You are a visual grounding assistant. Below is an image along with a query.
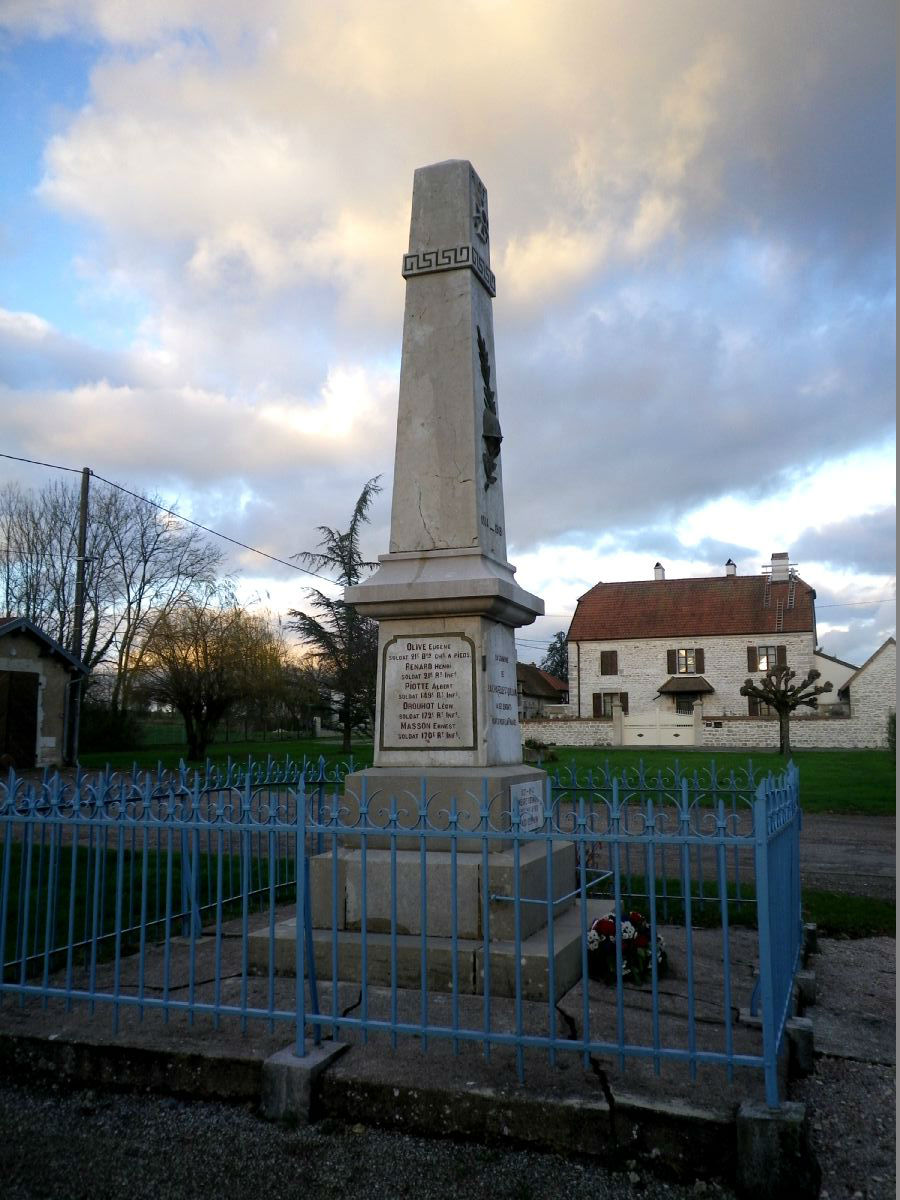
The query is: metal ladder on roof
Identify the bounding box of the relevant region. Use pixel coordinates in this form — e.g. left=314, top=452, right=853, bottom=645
left=763, top=573, right=771, bottom=608
left=787, top=573, right=796, bottom=609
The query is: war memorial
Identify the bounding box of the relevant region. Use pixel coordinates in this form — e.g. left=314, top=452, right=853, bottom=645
left=302, top=160, right=582, bottom=998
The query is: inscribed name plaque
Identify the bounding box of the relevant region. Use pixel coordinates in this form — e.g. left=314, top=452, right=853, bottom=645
left=380, top=633, right=477, bottom=751
left=510, top=779, right=544, bottom=833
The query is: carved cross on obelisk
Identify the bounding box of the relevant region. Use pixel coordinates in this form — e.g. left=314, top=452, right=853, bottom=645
left=346, top=159, right=543, bottom=776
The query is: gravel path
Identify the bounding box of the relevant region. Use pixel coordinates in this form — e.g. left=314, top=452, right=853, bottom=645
left=0, top=1077, right=738, bottom=1200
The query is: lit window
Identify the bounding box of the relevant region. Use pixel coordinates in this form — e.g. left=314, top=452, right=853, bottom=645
left=757, top=645, right=778, bottom=671
left=677, top=649, right=696, bottom=674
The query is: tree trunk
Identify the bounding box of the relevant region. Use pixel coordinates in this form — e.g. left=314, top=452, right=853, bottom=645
left=342, top=715, right=352, bottom=753
left=181, top=710, right=199, bottom=760
left=779, top=710, right=791, bottom=757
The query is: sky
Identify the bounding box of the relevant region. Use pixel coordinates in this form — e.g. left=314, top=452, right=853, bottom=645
left=0, top=0, right=895, bottom=670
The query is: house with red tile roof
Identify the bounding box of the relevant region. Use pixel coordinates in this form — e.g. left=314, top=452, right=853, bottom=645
left=565, top=553, right=818, bottom=733
left=516, top=662, right=568, bottom=719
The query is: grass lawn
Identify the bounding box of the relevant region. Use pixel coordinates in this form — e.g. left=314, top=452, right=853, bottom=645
left=539, top=746, right=895, bottom=816
left=75, top=742, right=894, bottom=815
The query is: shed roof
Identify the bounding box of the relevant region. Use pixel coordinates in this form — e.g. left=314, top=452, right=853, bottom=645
left=516, top=662, right=567, bottom=699
left=567, top=574, right=816, bottom=642
left=0, top=616, right=88, bottom=675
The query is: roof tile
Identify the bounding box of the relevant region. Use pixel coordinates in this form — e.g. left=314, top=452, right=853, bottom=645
left=568, top=575, right=816, bottom=641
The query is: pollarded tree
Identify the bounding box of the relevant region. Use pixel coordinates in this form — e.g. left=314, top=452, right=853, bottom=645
left=740, top=665, right=833, bottom=757
left=540, top=631, right=569, bottom=682
left=287, top=478, right=381, bottom=753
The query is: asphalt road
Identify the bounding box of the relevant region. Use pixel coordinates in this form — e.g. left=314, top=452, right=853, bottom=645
left=800, top=813, right=895, bottom=899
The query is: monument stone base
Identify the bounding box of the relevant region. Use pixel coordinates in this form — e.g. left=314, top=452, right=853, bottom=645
left=250, top=901, right=585, bottom=1004
left=339, top=764, right=546, bottom=849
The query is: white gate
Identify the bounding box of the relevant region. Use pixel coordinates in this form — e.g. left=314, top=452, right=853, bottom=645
left=622, top=709, right=695, bottom=746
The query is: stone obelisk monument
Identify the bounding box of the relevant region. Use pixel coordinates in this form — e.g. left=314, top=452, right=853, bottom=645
left=345, top=159, right=544, bottom=806
left=294, top=162, right=578, bottom=1001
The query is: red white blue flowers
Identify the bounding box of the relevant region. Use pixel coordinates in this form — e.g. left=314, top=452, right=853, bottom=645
left=586, top=909, right=667, bottom=985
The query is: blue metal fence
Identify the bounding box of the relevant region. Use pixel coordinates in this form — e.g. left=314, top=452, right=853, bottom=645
left=0, top=757, right=802, bottom=1107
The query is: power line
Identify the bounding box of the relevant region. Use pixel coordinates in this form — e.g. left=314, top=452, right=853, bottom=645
left=0, top=453, right=83, bottom=476
left=3, top=453, right=895, bottom=611
left=1, top=451, right=339, bottom=590
left=816, top=599, right=895, bottom=609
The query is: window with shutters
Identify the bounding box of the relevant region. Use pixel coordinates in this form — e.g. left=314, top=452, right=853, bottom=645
left=757, top=645, right=777, bottom=671
left=677, top=648, right=695, bottom=674
left=599, top=650, right=618, bottom=675
left=667, top=648, right=705, bottom=674
left=592, top=691, right=629, bottom=718
left=748, top=645, right=786, bottom=671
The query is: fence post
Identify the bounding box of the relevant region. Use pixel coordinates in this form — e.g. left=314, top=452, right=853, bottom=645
left=754, top=775, right=780, bottom=1108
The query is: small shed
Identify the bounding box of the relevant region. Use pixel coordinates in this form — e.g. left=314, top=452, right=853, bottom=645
left=0, top=617, right=88, bottom=768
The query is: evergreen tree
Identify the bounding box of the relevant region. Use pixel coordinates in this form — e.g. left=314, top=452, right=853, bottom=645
left=287, top=478, right=381, bottom=752
left=540, top=631, right=569, bottom=681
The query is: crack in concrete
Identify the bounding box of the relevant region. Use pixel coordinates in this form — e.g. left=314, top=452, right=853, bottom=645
left=416, top=486, right=437, bottom=547
left=556, top=1003, right=617, bottom=1142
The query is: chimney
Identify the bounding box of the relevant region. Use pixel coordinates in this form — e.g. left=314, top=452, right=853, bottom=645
left=770, top=552, right=790, bottom=582
left=725, top=559, right=736, bottom=576
left=654, top=562, right=665, bottom=580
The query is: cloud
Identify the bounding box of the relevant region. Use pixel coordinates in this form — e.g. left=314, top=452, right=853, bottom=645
left=0, top=1, right=894, bottom=669
left=794, top=508, right=897, bottom=576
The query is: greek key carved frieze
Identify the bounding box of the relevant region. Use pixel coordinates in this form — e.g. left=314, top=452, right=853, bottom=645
left=401, top=244, right=496, bottom=297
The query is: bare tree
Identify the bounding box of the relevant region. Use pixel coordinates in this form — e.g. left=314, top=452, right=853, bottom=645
left=136, top=587, right=288, bottom=760
left=740, top=665, right=833, bottom=756
left=0, top=477, right=222, bottom=715
left=287, top=477, right=381, bottom=752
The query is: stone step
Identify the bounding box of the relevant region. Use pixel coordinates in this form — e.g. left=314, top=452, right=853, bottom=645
left=248, top=901, right=587, bottom=1003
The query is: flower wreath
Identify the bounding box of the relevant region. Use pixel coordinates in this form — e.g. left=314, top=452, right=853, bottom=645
left=586, top=910, right=668, bottom=986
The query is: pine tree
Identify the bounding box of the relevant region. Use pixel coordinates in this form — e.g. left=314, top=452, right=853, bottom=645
left=287, top=478, right=381, bottom=752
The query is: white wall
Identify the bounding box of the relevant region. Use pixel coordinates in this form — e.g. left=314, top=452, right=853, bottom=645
left=525, top=640, right=895, bottom=751
left=813, top=652, right=856, bottom=705
left=568, top=633, right=816, bottom=720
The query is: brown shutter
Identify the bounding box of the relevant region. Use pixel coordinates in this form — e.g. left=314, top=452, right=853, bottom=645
left=600, top=650, right=618, bottom=675
left=748, top=696, right=759, bottom=717
left=695, top=648, right=705, bottom=673
left=667, top=649, right=677, bottom=674
left=619, top=692, right=629, bottom=714
left=747, top=646, right=758, bottom=671
left=610, top=650, right=618, bottom=674
left=592, top=693, right=603, bottom=718
left=776, top=645, right=787, bottom=666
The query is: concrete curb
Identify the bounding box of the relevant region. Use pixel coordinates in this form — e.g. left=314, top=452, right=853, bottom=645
left=0, top=1028, right=818, bottom=1191
left=314, top=1054, right=739, bottom=1183
left=0, top=1031, right=262, bottom=1101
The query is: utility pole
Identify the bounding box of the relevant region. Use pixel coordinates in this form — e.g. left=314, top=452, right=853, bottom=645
left=66, top=467, right=91, bottom=765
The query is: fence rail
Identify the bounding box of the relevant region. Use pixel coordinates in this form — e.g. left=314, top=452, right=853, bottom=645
left=0, top=757, right=801, bottom=1108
